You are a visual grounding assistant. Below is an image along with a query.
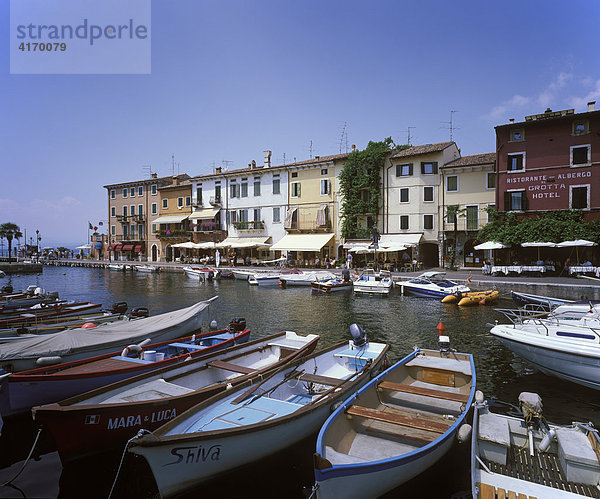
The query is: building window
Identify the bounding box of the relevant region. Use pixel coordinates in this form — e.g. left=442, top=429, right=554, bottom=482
left=507, top=153, right=525, bottom=172
left=291, top=182, right=301, bottom=198
left=239, top=209, right=248, bottom=222
left=129, top=205, right=134, bottom=216
left=509, top=129, right=524, bottom=142
left=230, top=183, right=239, bottom=198
left=123, top=225, right=128, bottom=237
left=320, top=179, right=330, bottom=195
left=321, top=169, right=328, bottom=175
left=273, top=207, right=280, bottom=223
left=291, top=172, right=298, bottom=178
left=122, top=188, right=128, bottom=198
left=151, top=184, right=157, bottom=195
left=130, top=224, right=136, bottom=237
left=272, top=176, right=280, bottom=195
left=421, top=162, right=438, bottom=175
left=466, top=205, right=479, bottom=230
left=505, top=190, right=527, bottom=211
left=111, top=225, right=116, bottom=235
left=111, top=206, right=116, bottom=217
left=396, top=163, right=413, bottom=176
left=130, top=187, right=136, bottom=197
left=400, top=188, right=409, bottom=203
left=486, top=172, right=496, bottom=189
left=570, top=185, right=589, bottom=210
left=446, top=176, right=458, bottom=192
left=110, top=189, right=116, bottom=199
left=138, top=224, right=144, bottom=238
left=400, top=215, right=409, bottom=230
left=177, top=197, right=184, bottom=208
left=423, top=214, right=434, bottom=230
left=151, top=203, right=157, bottom=214
left=196, top=187, right=202, bottom=205
left=570, top=145, right=590, bottom=166
left=486, top=204, right=496, bottom=222
left=152, top=223, right=157, bottom=234
left=254, top=177, right=261, bottom=196
left=241, top=181, right=248, bottom=198
left=138, top=186, right=143, bottom=196
left=136, top=204, right=141, bottom=216
left=572, top=120, right=589, bottom=135
left=214, top=185, right=221, bottom=202
left=123, top=206, right=128, bottom=216
left=185, top=196, right=191, bottom=206
left=162, top=199, right=168, bottom=209
left=253, top=208, right=261, bottom=222
left=423, top=186, right=434, bottom=202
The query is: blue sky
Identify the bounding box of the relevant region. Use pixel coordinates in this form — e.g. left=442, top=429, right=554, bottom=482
left=1, top=0, right=599, bottom=248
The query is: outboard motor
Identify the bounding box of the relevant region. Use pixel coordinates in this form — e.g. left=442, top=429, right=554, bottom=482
left=438, top=335, right=451, bottom=352
left=130, top=307, right=149, bottom=318
left=110, top=302, right=128, bottom=314
left=1, top=285, right=13, bottom=294
left=209, top=320, right=218, bottom=330
left=518, top=392, right=550, bottom=456
left=349, top=323, right=367, bottom=348
left=228, top=318, right=247, bottom=333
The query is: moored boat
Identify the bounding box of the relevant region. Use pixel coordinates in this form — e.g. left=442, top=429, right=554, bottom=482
left=135, top=265, right=159, bottom=273
left=125, top=324, right=388, bottom=498
left=183, top=266, right=218, bottom=280
left=352, top=269, right=394, bottom=295
left=511, top=290, right=574, bottom=311
left=472, top=391, right=600, bottom=498
left=0, top=320, right=250, bottom=418
left=32, top=330, right=319, bottom=462
left=313, top=340, right=475, bottom=498
left=280, top=271, right=336, bottom=287
left=0, top=299, right=215, bottom=373
left=401, top=272, right=470, bottom=298
left=311, top=278, right=353, bottom=294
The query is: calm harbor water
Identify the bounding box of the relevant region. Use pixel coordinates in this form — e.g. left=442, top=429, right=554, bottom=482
left=0, top=266, right=599, bottom=498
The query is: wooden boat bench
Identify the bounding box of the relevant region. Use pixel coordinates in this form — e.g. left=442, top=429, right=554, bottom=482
left=206, top=360, right=256, bottom=374
left=346, top=405, right=450, bottom=434
left=477, top=482, right=537, bottom=499
left=377, top=381, right=470, bottom=404
left=296, top=372, right=342, bottom=386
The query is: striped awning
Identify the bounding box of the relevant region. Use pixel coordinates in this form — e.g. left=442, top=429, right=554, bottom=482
left=134, top=245, right=143, bottom=252
left=122, top=244, right=134, bottom=251
left=114, top=244, right=123, bottom=251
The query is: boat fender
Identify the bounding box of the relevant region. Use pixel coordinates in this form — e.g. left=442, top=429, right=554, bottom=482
left=538, top=428, right=556, bottom=453
left=226, top=383, right=233, bottom=390
left=36, top=356, right=63, bottom=366
left=457, top=424, right=472, bottom=443
left=475, top=391, right=485, bottom=404
left=121, top=344, right=142, bottom=357
left=81, top=322, right=97, bottom=329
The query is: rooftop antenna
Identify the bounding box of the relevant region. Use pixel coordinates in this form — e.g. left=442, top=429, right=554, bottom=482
left=399, top=126, right=416, bottom=146
left=171, top=154, right=176, bottom=175
left=309, top=140, right=313, bottom=159
left=142, top=165, right=153, bottom=177
left=222, top=160, right=233, bottom=171
left=339, top=121, right=347, bottom=154
left=441, top=111, right=459, bottom=142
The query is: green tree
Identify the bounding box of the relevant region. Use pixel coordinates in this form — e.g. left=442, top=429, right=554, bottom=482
left=339, top=138, right=407, bottom=239
left=0, top=222, right=23, bottom=263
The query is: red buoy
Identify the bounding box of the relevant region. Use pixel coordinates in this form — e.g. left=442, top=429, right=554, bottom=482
left=436, top=321, right=446, bottom=336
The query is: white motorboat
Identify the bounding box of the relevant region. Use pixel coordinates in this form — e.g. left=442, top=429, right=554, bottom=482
left=183, top=266, right=218, bottom=280
left=353, top=269, right=394, bottom=295
left=280, top=271, right=336, bottom=287
left=401, top=271, right=470, bottom=298
left=490, top=303, right=600, bottom=390
left=127, top=325, right=388, bottom=498
left=313, top=341, right=475, bottom=498
left=248, top=269, right=303, bottom=286
left=135, top=265, right=159, bottom=273
left=472, top=391, right=600, bottom=498
left=108, top=264, right=126, bottom=271
left=231, top=270, right=254, bottom=281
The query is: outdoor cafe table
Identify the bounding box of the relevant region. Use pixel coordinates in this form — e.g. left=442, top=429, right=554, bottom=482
left=489, top=265, right=555, bottom=275
left=568, top=266, right=598, bottom=275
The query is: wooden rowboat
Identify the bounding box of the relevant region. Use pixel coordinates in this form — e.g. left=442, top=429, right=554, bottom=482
left=33, top=330, right=319, bottom=462
left=313, top=343, right=475, bottom=498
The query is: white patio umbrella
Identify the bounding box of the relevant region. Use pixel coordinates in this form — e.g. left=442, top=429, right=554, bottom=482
left=521, top=241, right=557, bottom=261
left=215, top=249, right=220, bottom=267
left=557, top=239, right=598, bottom=264
left=473, top=241, right=507, bottom=250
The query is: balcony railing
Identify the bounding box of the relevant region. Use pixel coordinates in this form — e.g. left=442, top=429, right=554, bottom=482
left=114, top=235, right=144, bottom=242
left=233, top=221, right=265, bottom=231
left=195, top=224, right=223, bottom=232
left=116, top=214, right=145, bottom=223
left=209, top=196, right=222, bottom=206
left=286, top=220, right=331, bottom=231
left=155, top=229, right=189, bottom=239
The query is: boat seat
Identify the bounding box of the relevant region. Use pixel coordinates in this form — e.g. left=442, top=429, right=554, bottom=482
left=296, top=373, right=342, bottom=386
left=406, top=356, right=472, bottom=376
left=206, top=360, right=256, bottom=374
left=346, top=405, right=450, bottom=434
left=478, top=412, right=510, bottom=465
left=477, top=482, right=537, bottom=499
left=377, top=381, right=469, bottom=403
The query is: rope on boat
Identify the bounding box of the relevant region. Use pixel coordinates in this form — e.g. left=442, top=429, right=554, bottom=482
left=1, top=427, right=43, bottom=487
left=306, top=483, right=319, bottom=499
left=108, top=428, right=152, bottom=499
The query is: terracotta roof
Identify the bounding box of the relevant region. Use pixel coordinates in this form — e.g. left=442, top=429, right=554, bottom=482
left=443, top=153, right=496, bottom=168
left=390, top=142, right=455, bottom=159
left=104, top=174, right=190, bottom=189
left=193, top=152, right=351, bottom=180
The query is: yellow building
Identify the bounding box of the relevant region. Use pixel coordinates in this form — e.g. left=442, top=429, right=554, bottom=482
left=440, top=153, right=496, bottom=268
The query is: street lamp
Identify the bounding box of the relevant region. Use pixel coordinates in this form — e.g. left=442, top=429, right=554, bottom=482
left=36, top=230, right=41, bottom=261
left=371, top=222, right=380, bottom=271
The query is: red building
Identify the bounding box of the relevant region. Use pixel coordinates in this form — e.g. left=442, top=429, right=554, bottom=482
left=496, top=102, right=600, bottom=221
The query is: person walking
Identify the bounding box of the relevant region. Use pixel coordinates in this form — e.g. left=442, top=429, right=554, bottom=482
left=347, top=252, right=353, bottom=269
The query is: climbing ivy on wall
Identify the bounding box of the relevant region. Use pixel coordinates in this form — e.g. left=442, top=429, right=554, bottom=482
left=339, top=138, right=406, bottom=239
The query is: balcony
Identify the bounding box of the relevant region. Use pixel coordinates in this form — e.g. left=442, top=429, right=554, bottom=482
left=286, top=220, right=331, bottom=232
left=132, top=214, right=145, bottom=223
left=195, top=222, right=223, bottom=232
left=155, top=229, right=190, bottom=240
left=209, top=196, right=222, bottom=206
left=116, top=215, right=129, bottom=223
left=114, top=235, right=144, bottom=242
left=233, top=221, right=265, bottom=232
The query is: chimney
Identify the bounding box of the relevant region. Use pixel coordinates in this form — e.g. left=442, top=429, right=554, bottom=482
left=215, top=166, right=222, bottom=173
left=251, top=160, right=256, bottom=169
left=151, top=172, right=157, bottom=178
left=314, top=155, right=320, bottom=160
left=588, top=101, right=596, bottom=112
left=351, top=144, right=356, bottom=151
left=263, top=150, right=272, bottom=168
left=509, top=118, right=515, bottom=123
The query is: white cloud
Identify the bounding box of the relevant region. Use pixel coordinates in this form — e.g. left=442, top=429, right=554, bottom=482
left=566, top=79, right=600, bottom=110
